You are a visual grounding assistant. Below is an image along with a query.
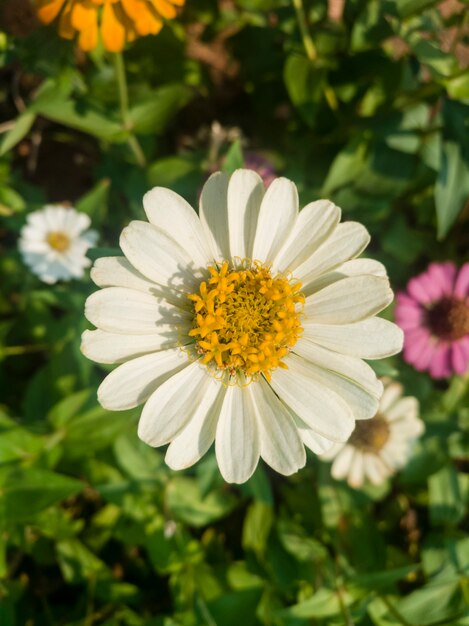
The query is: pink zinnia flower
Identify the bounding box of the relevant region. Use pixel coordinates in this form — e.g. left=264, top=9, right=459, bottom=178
left=395, top=262, right=469, bottom=378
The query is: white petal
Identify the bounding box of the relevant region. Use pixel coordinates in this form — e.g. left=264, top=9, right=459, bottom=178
left=331, top=445, right=354, bottom=480
left=85, top=287, right=190, bottom=334
left=294, top=418, right=336, bottom=454
left=143, top=187, right=213, bottom=267
left=272, top=200, right=341, bottom=274
left=339, top=258, right=387, bottom=277
left=215, top=385, right=260, bottom=484
left=91, top=256, right=154, bottom=290
left=296, top=222, right=370, bottom=285
left=303, top=258, right=388, bottom=296
left=348, top=451, right=365, bottom=487
left=252, top=177, right=297, bottom=265
left=386, top=397, right=419, bottom=422
left=302, top=317, right=404, bottom=359
left=250, top=378, right=306, bottom=476
left=292, top=342, right=381, bottom=420
left=97, top=348, right=188, bottom=410
left=290, top=348, right=379, bottom=419
left=304, top=275, right=393, bottom=324
left=227, top=169, right=264, bottom=260
left=269, top=354, right=355, bottom=442
left=379, top=382, right=404, bottom=412
left=90, top=256, right=186, bottom=307
left=199, top=172, right=230, bottom=261
left=364, top=454, right=389, bottom=485
left=81, top=328, right=184, bottom=364
left=120, top=221, right=199, bottom=292
left=165, top=377, right=224, bottom=470
left=294, top=339, right=382, bottom=395
left=138, top=362, right=213, bottom=447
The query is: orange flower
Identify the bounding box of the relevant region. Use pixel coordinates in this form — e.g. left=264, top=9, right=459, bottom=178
left=35, top=0, right=185, bottom=52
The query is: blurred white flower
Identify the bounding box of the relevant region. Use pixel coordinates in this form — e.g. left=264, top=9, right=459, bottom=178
left=321, top=379, right=424, bottom=488
left=19, top=204, right=98, bottom=284
left=82, top=169, right=403, bottom=484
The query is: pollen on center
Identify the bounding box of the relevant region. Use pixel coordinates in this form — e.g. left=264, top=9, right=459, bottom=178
left=47, top=231, right=71, bottom=252
left=187, top=260, right=304, bottom=382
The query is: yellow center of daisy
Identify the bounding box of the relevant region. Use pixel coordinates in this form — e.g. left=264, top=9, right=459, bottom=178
left=348, top=415, right=390, bottom=453
left=187, top=261, right=304, bottom=382
left=47, top=231, right=71, bottom=252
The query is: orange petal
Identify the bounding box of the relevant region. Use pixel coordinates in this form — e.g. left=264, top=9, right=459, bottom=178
left=58, top=2, right=75, bottom=39
left=168, top=0, right=185, bottom=6
left=36, top=0, right=66, bottom=24
left=78, top=15, right=99, bottom=50
left=71, top=2, right=96, bottom=30
left=121, top=0, right=145, bottom=22
left=149, top=0, right=177, bottom=19
left=101, top=2, right=126, bottom=52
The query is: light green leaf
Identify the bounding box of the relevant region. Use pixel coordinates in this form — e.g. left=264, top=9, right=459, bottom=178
left=0, top=468, right=82, bottom=523
left=435, top=141, right=469, bottom=239
left=284, top=53, right=326, bottom=127
left=76, top=178, right=110, bottom=224
left=0, top=111, right=35, bottom=157
left=129, top=85, right=191, bottom=135
left=242, top=501, right=273, bottom=556
left=166, top=477, right=237, bottom=527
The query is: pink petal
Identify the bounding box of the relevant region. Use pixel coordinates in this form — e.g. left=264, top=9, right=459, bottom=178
left=427, top=262, right=457, bottom=297
left=403, top=328, right=432, bottom=363
left=408, top=276, right=434, bottom=304
left=429, top=344, right=451, bottom=379
left=413, top=340, right=436, bottom=371
left=396, top=292, right=419, bottom=307
left=451, top=340, right=469, bottom=375
left=419, top=270, right=445, bottom=301
left=395, top=304, right=424, bottom=330
left=454, top=263, right=469, bottom=299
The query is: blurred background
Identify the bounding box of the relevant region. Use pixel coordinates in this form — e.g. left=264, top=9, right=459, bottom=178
left=0, top=0, right=468, bottom=624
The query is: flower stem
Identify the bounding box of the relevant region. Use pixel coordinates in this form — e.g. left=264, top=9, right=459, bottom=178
left=291, top=0, right=338, bottom=111
left=292, top=0, right=317, bottom=62
left=114, top=52, right=147, bottom=168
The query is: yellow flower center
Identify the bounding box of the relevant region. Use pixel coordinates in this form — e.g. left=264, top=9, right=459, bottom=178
left=348, top=415, right=390, bottom=453
left=187, top=261, right=304, bottom=383
left=47, top=231, right=71, bottom=252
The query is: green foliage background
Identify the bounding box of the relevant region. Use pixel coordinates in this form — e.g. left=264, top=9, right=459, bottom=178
left=0, top=0, right=468, bottom=624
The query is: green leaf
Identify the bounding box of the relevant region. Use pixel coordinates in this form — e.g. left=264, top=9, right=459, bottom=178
left=242, top=501, right=273, bottom=556
left=395, top=0, right=439, bottom=17
left=206, top=589, right=263, bottom=626
left=129, top=85, right=191, bottom=135
left=75, top=178, right=110, bottom=224
left=394, top=578, right=465, bottom=625
left=284, top=53, right=326, bottom=128
left=322, top=137, right=368, bottom=196
left=166, top=477, right=237, bottom=527
left=429, top=465, right=466, bottom=526
left=0, top=415, right=44, bottom=465
left=0, top=111, right=35, bottom=157
left=222, top=140, right=244, bottom=174
left=56, top=538, right=107, bottom=583
left=435, top=141, right=469, bottom=239
left=277, top=588, right=353, bottom=619
left=277, top=520, right=328, bottom=562
left=0, top=468, right=82, bottom=523
left=62, top=405, right=136, bottom=459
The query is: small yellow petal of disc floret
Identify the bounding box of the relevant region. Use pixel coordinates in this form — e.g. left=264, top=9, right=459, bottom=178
left=188, top=261, right=304, bottom=383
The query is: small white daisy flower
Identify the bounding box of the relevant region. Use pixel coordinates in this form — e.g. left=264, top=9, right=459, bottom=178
left=81, top=169, right=403, bottom=484
left=19, top=204, right=98, bottom=285
left=321, top=379, right=424, bottom=488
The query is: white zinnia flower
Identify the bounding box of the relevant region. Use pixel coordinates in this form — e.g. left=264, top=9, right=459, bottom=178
left=321, top=379, right=424, bottom=487
left=19, top=204, right=98, bottom=284
left=81, top=169, right=403, bottom=484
